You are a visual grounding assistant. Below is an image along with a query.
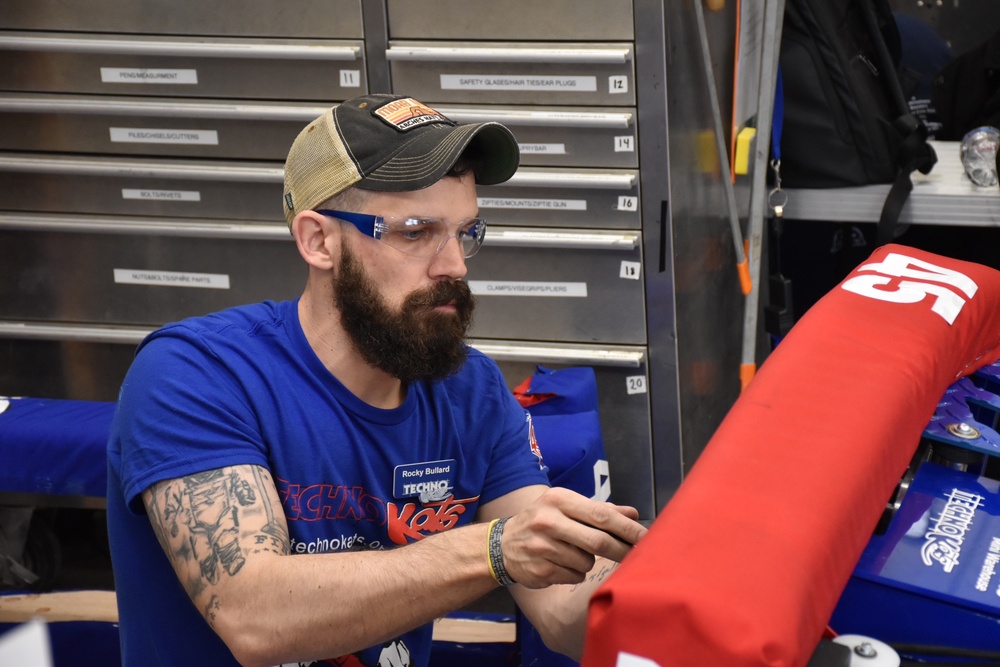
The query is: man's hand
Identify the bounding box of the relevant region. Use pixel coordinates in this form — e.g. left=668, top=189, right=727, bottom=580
left=498, top=486, right=647, bottom=588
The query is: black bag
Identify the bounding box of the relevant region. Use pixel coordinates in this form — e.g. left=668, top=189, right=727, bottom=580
left=777, top=0, right=937, bottom=244
left=931, top=26, right=1000, bottom=141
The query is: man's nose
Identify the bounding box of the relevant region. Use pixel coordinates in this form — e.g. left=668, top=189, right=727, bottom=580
left=430, top=234, right=468, bottom=280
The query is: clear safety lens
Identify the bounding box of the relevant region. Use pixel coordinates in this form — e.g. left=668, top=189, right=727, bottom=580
left=376, top=217, right=487, bottom=258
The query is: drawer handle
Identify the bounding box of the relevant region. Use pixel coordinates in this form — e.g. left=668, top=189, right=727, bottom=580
left=468, top=340, right=645, bottom=368
left=0, top=322, right=150, bottom=345
left=0, top=322, right=646, bottom=369
left=0, top=33, right=361, bottom=60
left=0, top=155, right=635, bottom=191
left=386, top=45, right=631, bottom=64
left=487, top=227, right=638, bottom=250
left=0, top=94, right=326, bottom=121
left=0, top=215, right=636, bottom=250
left=438, top=106, right=633, bottom=130
left=0, top=154, right=282, bottom=183
left=0, top=95, right=631, bottom=129
left=0, top=213, right=289, bottom=240
left=505, top=170, right=636, bottom=190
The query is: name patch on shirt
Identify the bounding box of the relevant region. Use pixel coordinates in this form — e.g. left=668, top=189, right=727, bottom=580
left=393, top=459, right=456, bottom=502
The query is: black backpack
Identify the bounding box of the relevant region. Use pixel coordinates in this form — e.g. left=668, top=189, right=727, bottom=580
left=777, top=0, right=938, bottom=244
left=931, top=26, right=1000, bottom=141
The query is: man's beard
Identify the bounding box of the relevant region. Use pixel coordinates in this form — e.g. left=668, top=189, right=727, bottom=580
left=333, top=244, right=475, bottom=383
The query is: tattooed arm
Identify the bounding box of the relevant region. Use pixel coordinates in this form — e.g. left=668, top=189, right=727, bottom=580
left=143, top=464, right=499, bottom=667
left=512, top=558, right=622, bottom=660
left=144, top=467, right=644, bottom=666
left=515, top=559, right=623, bottom=660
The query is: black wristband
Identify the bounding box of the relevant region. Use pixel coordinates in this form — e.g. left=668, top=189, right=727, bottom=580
left=487, top=517, right=516, bottom=587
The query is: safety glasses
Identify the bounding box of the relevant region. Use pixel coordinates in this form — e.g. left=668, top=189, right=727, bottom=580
left=315, top=209, right=487, bottom=259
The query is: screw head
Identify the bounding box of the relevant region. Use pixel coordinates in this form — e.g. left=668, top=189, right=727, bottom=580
left=854, top=642, right=878, bottom=658
left=946, top=422, right=981, bottom=440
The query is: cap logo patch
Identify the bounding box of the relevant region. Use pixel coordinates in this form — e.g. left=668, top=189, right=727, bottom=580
left=374, top=97, right=451, bottom=132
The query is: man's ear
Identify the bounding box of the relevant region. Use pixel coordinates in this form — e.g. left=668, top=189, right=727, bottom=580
left=291, top=211, right=340, bottom=270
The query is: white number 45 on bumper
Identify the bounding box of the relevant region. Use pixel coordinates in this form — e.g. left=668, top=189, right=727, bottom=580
left=841, top=252, right=978, bottom=325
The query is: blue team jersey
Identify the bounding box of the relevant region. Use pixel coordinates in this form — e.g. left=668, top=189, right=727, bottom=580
left=107, top=299, right=549, bottom=667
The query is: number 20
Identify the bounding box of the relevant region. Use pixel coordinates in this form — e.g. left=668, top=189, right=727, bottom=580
left=841, top=252, right=978, bottom=325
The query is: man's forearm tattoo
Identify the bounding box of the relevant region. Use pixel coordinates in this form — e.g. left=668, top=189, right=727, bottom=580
left=570, top=561, right=619, bottom=592
left=249, top=466, right=288, bottom=556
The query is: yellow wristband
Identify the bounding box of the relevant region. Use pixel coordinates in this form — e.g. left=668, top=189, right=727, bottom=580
left=486, top=517, right=515, bottom=586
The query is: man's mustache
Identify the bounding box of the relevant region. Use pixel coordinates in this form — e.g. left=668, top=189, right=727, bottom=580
left=405, top=280, right=473, bottom=311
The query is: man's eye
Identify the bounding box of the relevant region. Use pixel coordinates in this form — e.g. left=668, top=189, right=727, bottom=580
left=396, top=226, right=432, bottom=241
left=391, top=220, right=439, bottom=242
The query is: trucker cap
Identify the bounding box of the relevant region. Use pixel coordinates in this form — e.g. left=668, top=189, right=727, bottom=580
left=282, top=93, right=520, bottom=227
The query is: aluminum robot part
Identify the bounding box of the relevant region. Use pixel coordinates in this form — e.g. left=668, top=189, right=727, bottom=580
left=832, top=635, right=900, bottom=667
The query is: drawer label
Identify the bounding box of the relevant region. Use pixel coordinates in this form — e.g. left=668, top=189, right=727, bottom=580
left=617, top=196, right=639, bottom=212
left=113, top=268, right=230, bottom=290
left=110, top=127, right=219, bottom=145
left=468, top=281, right=588, bottom=298
left=626, top=376, right=647, bottom=395
left=122, top=189, right=201, bottom=202
left=100, top=68, right=199, bottom=85
left=614, top=136, right=636, bottom=152
left=477, top=197, right=586, bottom=211
left=609, top=75, right=630, bottom=94
left=620, top=261, right=642, bottom=280
left=441, top=74, right=597, bottom=92
left=519, top=143, right=567, bottom=155
left=340, top=69, right=362, bottom=88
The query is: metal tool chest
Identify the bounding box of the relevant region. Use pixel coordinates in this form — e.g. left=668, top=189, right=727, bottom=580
left=0, top=1, right=745, bottom=516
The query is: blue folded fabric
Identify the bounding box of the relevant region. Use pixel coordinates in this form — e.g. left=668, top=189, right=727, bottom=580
left=0, top=398, right=115, bottom=498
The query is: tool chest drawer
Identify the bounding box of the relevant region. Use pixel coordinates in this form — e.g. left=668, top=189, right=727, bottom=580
left=0, top=154, right=283, bottom=221
left=0, top=32, right=367, bottom=101
left=0, top=95, right=325, bottom=160
left=0, top=219, right=300, bottom=327
left=386, top=41, right=635, bottom=106
left=477, top=168, right=641, bottom=230
left=0, top=215, right=645, bottom=345
left=482, top=345, right=653, bottom=517
left=0, top=331, right=654, bottom=517
left=387, top=0, right=634, bottom=41
left=2, top=0, right=364, bottom=38
left=467, top=227, right=646, bottom=345
left=438, top=105, right=638, bottom=169
left=0, top=97, right=637, bottom=166
left=0, top=155, right=641, bottom=229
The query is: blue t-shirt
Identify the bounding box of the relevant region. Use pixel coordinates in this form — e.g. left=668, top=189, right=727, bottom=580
left=106, top=299, right=549, bottom=667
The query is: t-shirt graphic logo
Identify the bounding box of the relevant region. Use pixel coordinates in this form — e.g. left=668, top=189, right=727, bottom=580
left=392, top=459, right=457, bottom=502
left=386, top=495, right=479, bottom=545
left=526, top=412, right=545, bottom=470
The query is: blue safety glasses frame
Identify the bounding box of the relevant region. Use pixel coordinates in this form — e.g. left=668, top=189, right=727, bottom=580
left=314, top=209, right=488, bottom=259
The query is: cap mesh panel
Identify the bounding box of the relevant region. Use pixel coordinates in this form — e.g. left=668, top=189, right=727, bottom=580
left=282, top=113, right=361, bottom=227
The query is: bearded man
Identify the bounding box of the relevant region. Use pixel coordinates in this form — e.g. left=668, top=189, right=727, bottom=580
left=107, top=94, right=646, bottom=667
